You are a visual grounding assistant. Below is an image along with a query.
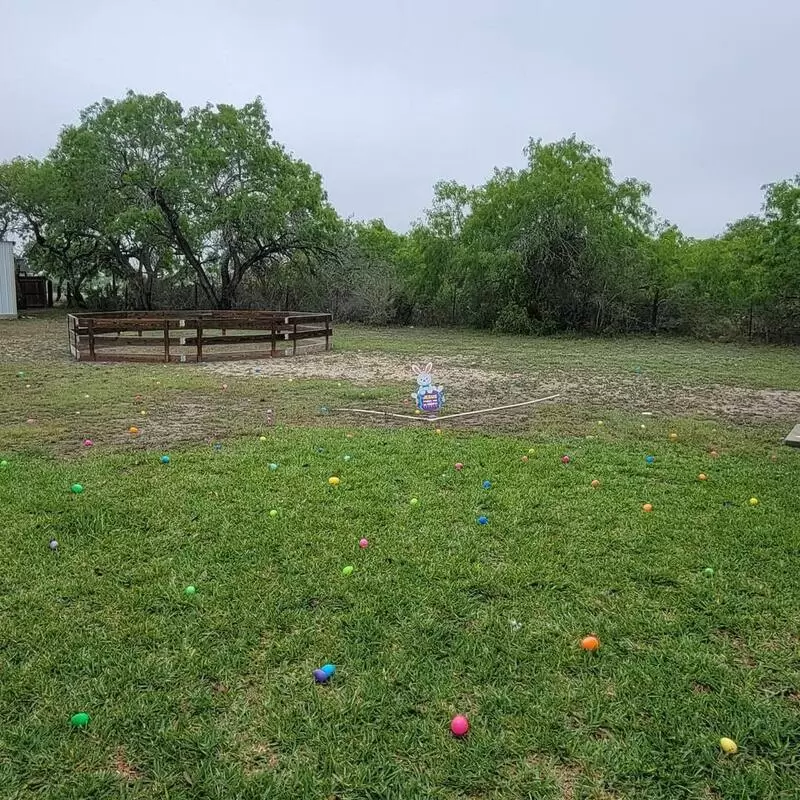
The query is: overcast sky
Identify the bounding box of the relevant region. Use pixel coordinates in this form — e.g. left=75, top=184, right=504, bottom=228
left=3, top=0, right=798, bottom=236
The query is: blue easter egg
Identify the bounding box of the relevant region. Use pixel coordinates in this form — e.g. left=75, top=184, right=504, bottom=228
left=645, top=455, right=655, bottom=464
left=269, top=463, right=278, bottom=471
left=313, top=664, right=336, bottom=682
left=482, top=480, right=492, bottom=489
left=160, top=455, right=170, bottom=464
left=477, top=516, right=488, bottom=525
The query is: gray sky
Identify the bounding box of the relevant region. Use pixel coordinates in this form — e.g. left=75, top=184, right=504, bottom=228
left=3, top=0, right=798, bottom=236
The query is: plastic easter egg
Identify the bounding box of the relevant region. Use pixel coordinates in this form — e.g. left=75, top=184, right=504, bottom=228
left=0, top=460, right=8, bottom=468
left=359, top=538, right=369, bottom=549
left=269, top=509, right=278, bottom=517
left=313, top=664, right=336, bottom=682
left=184, top=585, right=196, bottom=595
left=70, top=712, right=90, bottom=728
left=259, top=436, right=267, bottom=442
left=269, top=463, right=278, bottom=471
left=49, top=539, right=58, bottom=550
left=581, top=635, right=600, bottom=651
left=435, top=428, right=442, bottom=435
left=70, top=483, right=84, bottom=494
left=698, top=473, right=707, bottom=481
left=561, top=455, right=570, bottom=464
left=642, top=503, right=653, bottom=513
left=160, top=455, right=170, bottom=464
left=720, top=737, right=738, bottom=754
left=140, top=410, right=147, bottom=416
left=82, top=439, right=93, bottom=447
left=703, top=567, right=714, bottom=577
left=454, top=462, right=464, bottom=471
left=669, top=432, right=678, bottom=441
left=328, top=476, right=340, bottom=486
left=342, top=565, right=354, bottom=576
left=645, top=455, right=655, bottom=464
left=528, top=448, right=535, bottom=455
left=749, top=497, right=759, bottom=507
left=591, top=479, right=600, bottom=489
left=482, top=480, right=492, bottom=489
left=410, top=498, right=419, bottom=506
left=343, top=455, right=352, bottom=462
left=221, top=383, right=228, bottom=391
left=521, top=455, right=529, bottom=463
left=597, top=421, right=604, bottom=426
left=477, top=516, right=488, bottom=525
left=709, top=450, right=719, bottom=458
left=129, top=426, right=138, bottom=434
left=450, top=715, right=469, bottom=737
left=16, top=371, right=25, bottom=378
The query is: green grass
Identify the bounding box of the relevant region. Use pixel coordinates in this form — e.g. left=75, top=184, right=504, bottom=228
left=1, top=427, right=799, bottom=799
left=334, top=326, right=800, bottom=391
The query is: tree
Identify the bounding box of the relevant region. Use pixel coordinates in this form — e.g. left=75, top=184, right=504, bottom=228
left=0, top=92, right=341, bottom=310
left=72, top=92, right=339, bottom=308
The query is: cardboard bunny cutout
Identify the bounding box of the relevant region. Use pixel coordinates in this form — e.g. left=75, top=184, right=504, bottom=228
left=412, top=362, right=445, bottom=412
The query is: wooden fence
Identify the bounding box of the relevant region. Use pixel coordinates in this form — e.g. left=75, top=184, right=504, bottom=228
left=67, top=310, right=333, bottom=363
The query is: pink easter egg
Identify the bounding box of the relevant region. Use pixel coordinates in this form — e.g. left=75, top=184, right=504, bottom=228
left=450, top=715, right=469, bottom=737
left=359, top=538, right=369, bottom=549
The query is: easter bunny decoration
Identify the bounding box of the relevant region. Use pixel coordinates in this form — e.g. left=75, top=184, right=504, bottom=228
left=411, top=362, right=445, bottom=412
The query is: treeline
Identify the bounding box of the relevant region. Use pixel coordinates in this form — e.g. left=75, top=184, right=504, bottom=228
left=1, top=92, right=798, bottom=341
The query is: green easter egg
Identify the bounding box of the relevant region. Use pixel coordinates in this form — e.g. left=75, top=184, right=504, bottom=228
left=703, top=567, right=714, bottom=577
left=70, top=483, right=84, bottom=494
left=269, top=509, right=278, bottom=517
left=0, top=460, right=8, bottom=468
left=342, top=565, right=354, bottom=576
left=70, top=712, right=90, bottom=728
left=184, top=585, right=196, bottom=595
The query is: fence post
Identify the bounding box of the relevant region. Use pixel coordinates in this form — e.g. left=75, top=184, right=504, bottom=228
left=292, top=321, right=297, bottom=356
left=196, top=324, right=203, bottom=362
left=163, top=320, right=170, bottom=363
left=88, top=318, right=96, bottom=361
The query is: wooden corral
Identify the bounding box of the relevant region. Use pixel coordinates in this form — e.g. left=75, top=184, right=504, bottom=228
left=67, top=310, right=333, bottom=363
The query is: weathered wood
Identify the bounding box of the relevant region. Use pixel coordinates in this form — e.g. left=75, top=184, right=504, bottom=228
left=784, top=424, right=800, bottom=447
left=88, top=318, right=96, bottom=361
left=163, top=321, right=170, bottom=363
left=67, top=310, right=332, bottom=364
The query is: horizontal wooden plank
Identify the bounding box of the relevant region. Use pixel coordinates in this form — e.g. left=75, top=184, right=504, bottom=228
left=200, top=350, right=289, bottom=361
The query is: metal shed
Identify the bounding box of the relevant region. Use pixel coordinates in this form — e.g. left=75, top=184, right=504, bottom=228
left=0, top=241, right=18, bottom=319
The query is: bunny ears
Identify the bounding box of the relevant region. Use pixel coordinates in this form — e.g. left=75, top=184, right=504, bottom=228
left=411, top=362, right=434, bottom=375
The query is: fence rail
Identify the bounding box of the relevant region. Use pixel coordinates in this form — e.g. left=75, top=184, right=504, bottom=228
left=67, top=310, right=333, bottom=363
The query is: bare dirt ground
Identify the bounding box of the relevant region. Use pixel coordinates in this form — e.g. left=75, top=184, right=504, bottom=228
left=198, top=351, right=800, bottom=424
left=3, top=314, right=800, bottom=426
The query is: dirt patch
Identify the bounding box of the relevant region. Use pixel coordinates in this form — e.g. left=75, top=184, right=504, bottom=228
left=4, top=315, right=799, bottom=427
left=112, top=748, right=143, bottom=782
left=199, top=352, right=800, bottom=424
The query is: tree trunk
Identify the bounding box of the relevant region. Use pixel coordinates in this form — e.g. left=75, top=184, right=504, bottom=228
left=650, top=288, right=660, bottom=332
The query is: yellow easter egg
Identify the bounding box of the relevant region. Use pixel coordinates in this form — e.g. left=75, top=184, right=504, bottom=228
left=720, top=737, right=738, bottom=754
left=749, top=497, right=759, bottom=507
left=328, top=476, right=340, bottom=486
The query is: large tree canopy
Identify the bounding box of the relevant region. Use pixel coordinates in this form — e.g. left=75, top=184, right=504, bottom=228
left=0, top=92, right=339, bottom=308
left=1, top=93, right=798, bottom=340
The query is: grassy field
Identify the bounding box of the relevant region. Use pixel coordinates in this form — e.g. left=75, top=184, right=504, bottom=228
left=1, top=316, right=799, bottom=799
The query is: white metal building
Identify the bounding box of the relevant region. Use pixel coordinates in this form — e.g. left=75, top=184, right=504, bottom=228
left=0, top=241, right=17, bottom=318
